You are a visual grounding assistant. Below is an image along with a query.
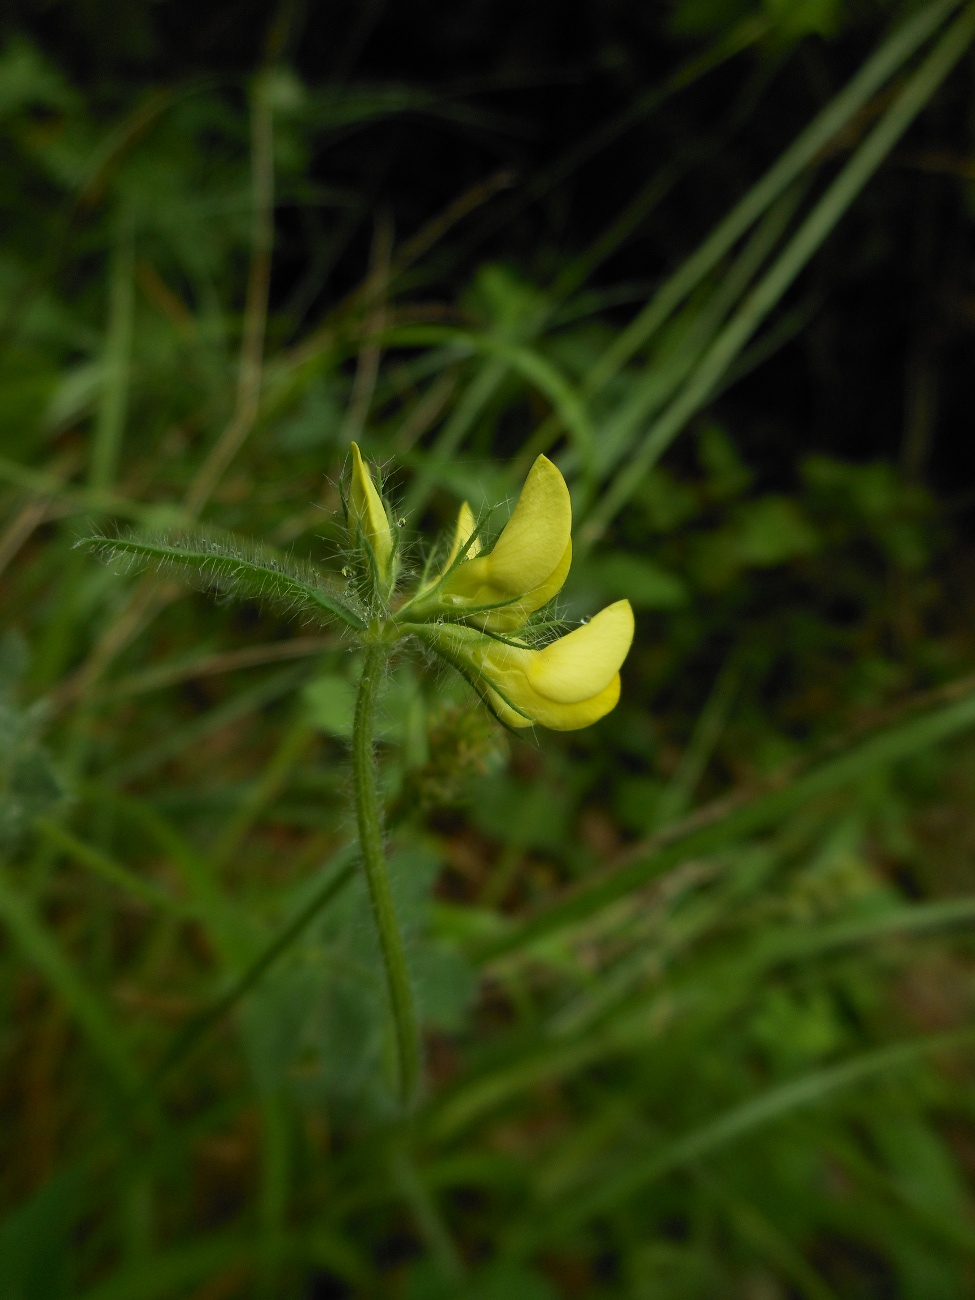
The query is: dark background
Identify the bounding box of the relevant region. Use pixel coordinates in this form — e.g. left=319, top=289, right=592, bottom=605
left=9, top=0, right=974, bottom=490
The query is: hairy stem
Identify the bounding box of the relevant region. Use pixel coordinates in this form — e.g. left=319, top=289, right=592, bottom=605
left=353, top=642, right=420, bottom=1105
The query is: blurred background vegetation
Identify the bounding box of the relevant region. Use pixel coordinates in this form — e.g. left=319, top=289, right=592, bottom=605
left=3, top=0, right=975, bottom=1295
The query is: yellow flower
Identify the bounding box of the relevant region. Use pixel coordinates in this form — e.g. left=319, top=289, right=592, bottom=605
left=347, top=442, right=395, bottom=591
left=421, top=600, right=634, bottom=731
left=393, top=452, right=634, bottom=731
left=407, top=455, right=572, bottom=633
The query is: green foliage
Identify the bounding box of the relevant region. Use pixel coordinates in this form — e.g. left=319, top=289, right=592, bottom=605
left=2, top=3, right=975, bottom=1297
left=80, top=533, right=368, bottom=630
left=670, top=0, right=850, bottom=41
left=0, top=635, right=64, bottom=845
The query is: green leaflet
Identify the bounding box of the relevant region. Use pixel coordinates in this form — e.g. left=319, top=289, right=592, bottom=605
left=79, top=534, right=368, bottom=632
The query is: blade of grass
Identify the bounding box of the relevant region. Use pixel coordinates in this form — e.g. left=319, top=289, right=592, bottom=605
left=428, top=894, right=975, bottom=1141
left=0, top=497, right=69, bottom=580
left=89, top=210, right=134, bottom=493
left=146, top=848, right=356, bottom=1090
left=0, top=868, right=141, bottom=1098
left=98, top=1230, right=373, bottom=1300
left=183, top=69, right=275, bottom=519
left=0, top=455, right=169, bottom=524
left=652, top=654, right=742, bottom=830
left=389, top=1148, right=466, bottom=1282
left=210, top=715, right=315, bottom=869
left=442, top=17, right=770, bottom=289
left=578, top=0, right=962, bottom=404
left=86, top=786, right=239, bottom=957
left=583, top=2, right=975, bottom=545
left=515, top=1028, right=975, bottom=1247
left=472, top=683, right=975, bottom=964
left=257, top=1092, right=290, bottom=1295
left=33, top=818, right=196, bottom=918
left=89, top=635, right=335, bottom=702
left=387, top=324, right=593, bottom=476
left=102, top=662, right=310, bottom=785
left=563, top=182, right=804, bottom=497
left=339, top=211, right=393, bottom=445
left=709, top=1179, right=843, bottom=1300
left=400, top=357, right=508, bottom=518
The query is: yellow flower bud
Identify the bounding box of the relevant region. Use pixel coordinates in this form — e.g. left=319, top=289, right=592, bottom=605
left=348, top=442, right=395, bottom=590
left=441, top=502, right=482, bottom=572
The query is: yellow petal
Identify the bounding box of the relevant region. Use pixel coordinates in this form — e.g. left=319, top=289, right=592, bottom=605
left=436, top=457, right=571, bottom=619
left=527, top=600, right=634, bottom=704
left=425, top=622, right=626, bottom=732
left=482, top=454, right=571, bottom=595
left=479, top=538, right=571, bottom=634
left=349, top=442, right=394, bottom=577
left=487, top=674, right=621, bottom=731
left=529, top=673, right=621, bottom=730
left=476, top=622, right=626, bottom=728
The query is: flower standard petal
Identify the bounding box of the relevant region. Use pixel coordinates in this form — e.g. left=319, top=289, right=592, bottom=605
left=478, top=538, right=572, bottom=634
left=402, top=457, right=572, bottom=629
left=439, top=454, right=571, bottom=605
left=484, top=454, right=571, bottom=594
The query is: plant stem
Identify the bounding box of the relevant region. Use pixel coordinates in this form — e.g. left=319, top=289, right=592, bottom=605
left=353, top=642, right=420, bottom=1105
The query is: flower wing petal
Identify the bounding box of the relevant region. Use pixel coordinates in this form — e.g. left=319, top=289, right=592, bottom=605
left=526, top=599, right=634, bottom=704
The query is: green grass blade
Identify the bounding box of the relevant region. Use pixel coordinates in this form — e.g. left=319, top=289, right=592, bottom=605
left=89, top=212, right=134, bottom=493
left=76, top=1228, right=372, bottom=1300
left=386, top=326, right=593, bottom=473
left=102, top=663, right=309, bottom=786
left=473, top=684, right=975, bottom=963
left=566, top=184, right=803, bottom=499
left=429, top=895, right=975, bottom=1141
left=147, top=849, right=356, bottom=1090
left=210, top=715, right=314, bottom=869
left=34, top=817, right=195, bottom=918
left=584, top=2, right=975, bottom=544
left=520, top=1029, right=975, bottom=1244
left=582, top=0, right=963, bottom=400
left=752, top=895, right=975, bottom=967
left=401, top=356, right=508, bottom=518
left=0, top=868, right=141, bottom=1097
left=0, top=454, right=170, bottom=525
